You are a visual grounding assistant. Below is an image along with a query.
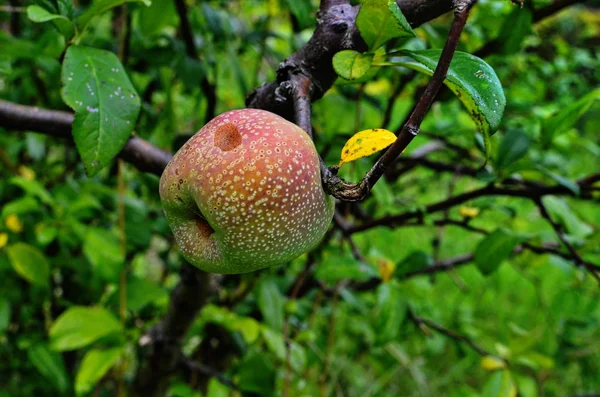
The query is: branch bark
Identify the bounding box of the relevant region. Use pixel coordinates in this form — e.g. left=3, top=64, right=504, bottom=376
left=0, top=99, right=172, bottom=176
left=246, top=0, right=453, bottom=120
left=133, top=264, right=216, bottom=396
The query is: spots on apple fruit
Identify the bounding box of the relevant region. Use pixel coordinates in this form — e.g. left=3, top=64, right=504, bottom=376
left=159, top=109, right=334, bottom=274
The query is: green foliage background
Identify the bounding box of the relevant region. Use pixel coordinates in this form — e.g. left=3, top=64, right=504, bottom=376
left=1, top=0, right=599, bottom=396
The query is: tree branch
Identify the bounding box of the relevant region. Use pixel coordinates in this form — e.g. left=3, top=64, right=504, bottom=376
left=408, top=310, right=497, bottom=358
left=346, top=179, right=594, bottom=234
left=133, top=264, right=215, bottom=396
left=535, top=199, right=600, bottom=284
left=0, top=99, right=172, bottom=176
left=324, top=0, right=476, bottom=201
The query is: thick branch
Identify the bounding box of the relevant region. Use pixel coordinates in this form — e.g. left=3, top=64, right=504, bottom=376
left=0, top=99, right=172, bottom=176
left=246, top=0, right=453, bottom=120
left=133, top=264, right=215, bottom=396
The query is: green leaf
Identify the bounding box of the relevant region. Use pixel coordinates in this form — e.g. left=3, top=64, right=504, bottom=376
left=1, top=196, right=43, bottom=217
left=256, top=277, right=285, bottom=332
left=482, top=369, right=518, bottom=397
left=495, top=7, right=533, bottom=55
left=201, top=304, right=261, bottom=343
left=261, top=327, right=306, bottom=372
left=10, top=176, right=55, bottom=206
left=392, top=50, right=506, bottom=159
left=57, top=0, right=74, bottom=19
left=0, top=298, right=11, bottom=332
left=495, top=129, right=531, bottom=171
left=283, top=0, right=313, bottom=29
left=27, top=344, right=70, bottom=393
left=75, top=347, right=123, bottom=396
left=541, top=196, right=593, bottom=239
left=26, top=5, right=74, bottom=39
left=6, top=243, right=50, bottom=287
left=333, top=50, right=374, bottom=80
left=61, top=46, right=141, bottom=176
left=374, top=283, right=406, bottom=345
left=395, top=250, right=433, bottom=277
left=27, top=5, right=70, bottom=23
left=237, top=352, right=276, bottom=396
left=542, top=89, right=600, bottom=146
left=83, top=227, right=124, bottom=282
left=475, top=229, right=521, bottom=275
left=121, top=277, right=168, bottom=312
left=76, top=0, right=151, bottom=36
left=536, top=166, right=580, bottom=196
left=138, top=0, right=177, bottom=36
left=49, top=306, right=123, bottom=351
left=356, top=0, right=415, bottom=50
left=315, top=252, right=377, bottom=283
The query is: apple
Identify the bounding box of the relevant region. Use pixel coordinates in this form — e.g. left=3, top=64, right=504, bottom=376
left=160, top=109, right=334, bottom=273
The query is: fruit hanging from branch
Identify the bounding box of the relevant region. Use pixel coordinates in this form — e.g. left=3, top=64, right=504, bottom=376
left=160, top=109, right=335, bottom=274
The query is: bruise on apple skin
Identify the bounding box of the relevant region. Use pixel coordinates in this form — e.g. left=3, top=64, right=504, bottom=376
left=213, top=123, right=242, bottom=152
left=159, top=109, right=334, bottom=274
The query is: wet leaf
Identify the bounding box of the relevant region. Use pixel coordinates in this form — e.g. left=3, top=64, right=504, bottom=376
left=61, top=46, right=141, bottom=176
left=391, top=50, right=505, bottom=160
left=339, top=128, right=396, bottom=167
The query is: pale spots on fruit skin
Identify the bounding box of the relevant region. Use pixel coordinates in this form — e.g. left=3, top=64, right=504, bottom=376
left=159, top=109, right=334, bottom=274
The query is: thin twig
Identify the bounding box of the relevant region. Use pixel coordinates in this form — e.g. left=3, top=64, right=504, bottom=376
left=535, top=199, right=600, bottom=284
left=381, top=73, right=415, bottom=129
left=347, top=180, right=594, bottom=234
left=181, top=357, right=239, bottom=390
left=408, top=311, right=498, bottom=358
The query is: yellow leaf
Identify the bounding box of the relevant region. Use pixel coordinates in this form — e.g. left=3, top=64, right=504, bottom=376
left=19, top=165, right=36, bottom=181
left=339, top=128, right=396, bottom=167
left=5, top=215, right=23, bottom=233
left=459, top=206, right=480, bottom=218
left=377, top=258, right=395, bottom=283
left=0, top=233, right=8, bottom=249
left=481, top=355, right=506, bottom=371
